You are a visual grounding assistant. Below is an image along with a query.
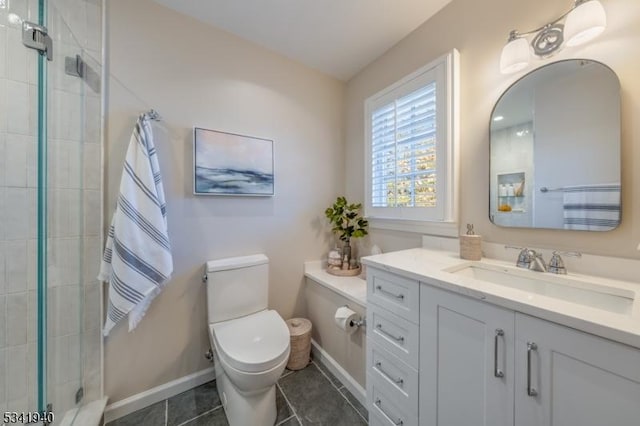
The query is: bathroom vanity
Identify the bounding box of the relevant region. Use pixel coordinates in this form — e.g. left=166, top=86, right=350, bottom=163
left=362, top=248, right=640, bottom=426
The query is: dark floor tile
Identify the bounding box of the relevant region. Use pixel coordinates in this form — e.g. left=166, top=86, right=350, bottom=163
left=311, top=360, right=342, bottom=389
left=339, top=387, right=368, bottom=421
left=276, top=384, right=293, bottom=423
left=167, top=381, right=221, bottom=426
left=106, top=401, right=166, bottom=426
left=182, top=406, right=228, bottom=426
left=279, top=364, right=366, bottom=426
left=277, top=416, right=301, bottom=426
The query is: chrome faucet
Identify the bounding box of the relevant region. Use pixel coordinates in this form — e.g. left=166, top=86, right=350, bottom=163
left=515, top=248, right=547, bottom=272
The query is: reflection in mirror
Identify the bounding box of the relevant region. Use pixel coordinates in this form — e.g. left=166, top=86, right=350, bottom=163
left=490, top=59, right=621, bottom=231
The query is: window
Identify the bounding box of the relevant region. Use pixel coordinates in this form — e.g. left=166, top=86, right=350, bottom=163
left=364, top=50, right=459, bottom=235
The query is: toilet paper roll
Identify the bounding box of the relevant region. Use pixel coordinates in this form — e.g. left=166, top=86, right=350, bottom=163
left=334, top=306, right=359, bottom=334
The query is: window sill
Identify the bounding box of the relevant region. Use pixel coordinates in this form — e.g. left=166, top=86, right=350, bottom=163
left=367, top=217, right=459, bottom=237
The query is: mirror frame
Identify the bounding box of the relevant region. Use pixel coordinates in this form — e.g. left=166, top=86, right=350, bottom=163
left=488, top=59, right=621, bottom=231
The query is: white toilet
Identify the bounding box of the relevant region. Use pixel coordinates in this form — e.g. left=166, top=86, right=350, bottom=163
left=205, top=254, right=290, bottom=426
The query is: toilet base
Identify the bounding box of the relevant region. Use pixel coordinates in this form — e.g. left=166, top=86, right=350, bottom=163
left=214, top=351, right=278, bottom=426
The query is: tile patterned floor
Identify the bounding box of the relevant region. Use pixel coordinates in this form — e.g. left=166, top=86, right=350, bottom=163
left=106, top=360, right=367, bottom=426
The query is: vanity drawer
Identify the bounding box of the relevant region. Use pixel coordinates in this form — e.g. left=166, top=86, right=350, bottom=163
left=367, top=340, right=418, bottom=415
left=367, top=305, right=419, bottom=368
left=368, top=268, right=419, bottom=323
left=368, top=373, right=418, bottom=426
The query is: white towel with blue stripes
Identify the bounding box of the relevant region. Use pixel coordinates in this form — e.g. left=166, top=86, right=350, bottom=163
left=98, top=114, right=173, bottom=336
left=563, top=183, right=621, bottom=231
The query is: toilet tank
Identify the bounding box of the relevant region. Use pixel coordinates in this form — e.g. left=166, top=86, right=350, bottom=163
left=205, top=254, right=269, bottom=323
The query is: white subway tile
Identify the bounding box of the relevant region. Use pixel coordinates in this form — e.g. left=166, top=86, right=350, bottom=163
left=4, top=188, right=29, bottom=240
left=68, top=190, right=82, bottom=237
left=0, top=242, right=6, bottom=295
left=26, top=135, right=37, bottom=188
left=83, top=237, right=102, bottom=285
left=83, top=283, right=100, bottom=333
left=0, top=349, right=5, bottom=404
left=4, top=134, right=29, bottom=187
left=0, top=188, right=4, bottom=241
left=26, top=240, right=36, bottom=291
left=0, top=80, right=7, bottom=132
left=28, top=84, right=37, bottom=137
left=27, top=188, right=36, bottom=240
left=57, top=285, right=80, bottom=336
left=6, top=292, right=27, bottom=346
left=83, top=327, right=101, bottom=377
left=47, top=286, right=59, bottom=337
left=0, top=25, right=7, bottom=79
left=68, top=142, right=82, bottom=189
left=6, top=81, right=30, bottom=135
left=83, top=143, right=101, bottom=189
left=0, top=296, right=5, bottom=348
left=83, top=190, right=101, bottom=236
left=27, top=291, right=36, bottom=343
left=26, top=342, right=36, bottom=412
left=6, top=27, right=29, bottom=83
left=86, top=0, right=102, bottom=51
left=84, top=94, right=102, bottom=144
left=0, top=133, right=6, bottom=186
left=6, top=344, right=27, bottom=401
left=5, top=240, right=27, bottom=294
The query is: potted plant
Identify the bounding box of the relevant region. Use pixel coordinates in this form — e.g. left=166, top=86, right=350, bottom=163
left=325, top=196, right=369, bottom=270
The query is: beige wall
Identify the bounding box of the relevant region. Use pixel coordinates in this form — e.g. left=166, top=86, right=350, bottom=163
left=346, top=0, right=640, bottom=258
left=104, top=0, right=345, bottom=403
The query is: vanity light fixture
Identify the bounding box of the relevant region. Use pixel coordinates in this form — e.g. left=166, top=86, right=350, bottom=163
left=493, top=115, right=505, bottom=122
left=499, top=0, right=607, bottom=74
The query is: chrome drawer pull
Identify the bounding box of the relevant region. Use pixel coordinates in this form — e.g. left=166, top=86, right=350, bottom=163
left=375, top=361, right=404, bottom=386
left=494, top=329, right=505, bottom=378
left=375, top=285, right=405, bottom=300
left=374, top=398, right=403, bottom=425
left=376, top=323, right=405, bottom=343
left=527, top=342, right=538, bottom=397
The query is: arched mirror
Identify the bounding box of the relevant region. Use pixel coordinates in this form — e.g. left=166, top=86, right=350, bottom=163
left=489, top=59, right=621, bottom=231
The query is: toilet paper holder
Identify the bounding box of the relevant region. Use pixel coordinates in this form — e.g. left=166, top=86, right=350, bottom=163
left=350, top=317, right=366, bottom=328
left=342, top=305, right=365, bottom=328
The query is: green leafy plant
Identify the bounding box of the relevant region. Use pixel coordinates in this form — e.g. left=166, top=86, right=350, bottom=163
left=324, top=196, right=369, bottom=242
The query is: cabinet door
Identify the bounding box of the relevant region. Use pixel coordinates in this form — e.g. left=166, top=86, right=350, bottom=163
left=420, top=284, right=515, bottom=426
left=515, top=313, right=640, bottom=426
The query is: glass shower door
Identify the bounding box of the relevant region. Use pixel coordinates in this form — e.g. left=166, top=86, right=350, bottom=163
left=1, top=0, right=102, bottom=424
left=0, top=0, right=45, bottom=419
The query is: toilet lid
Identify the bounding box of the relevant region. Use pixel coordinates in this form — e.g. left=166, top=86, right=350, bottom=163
left=211, top=310, right=290, bottom=373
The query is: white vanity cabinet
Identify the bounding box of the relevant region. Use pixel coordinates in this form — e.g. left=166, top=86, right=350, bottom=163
left=420, top=283, right=640, bottom=426
left=366, top=268, right=420, bottom=426
left=420, top=284, right=515, bottom=426
left=514, top=313, right=640, bottom=426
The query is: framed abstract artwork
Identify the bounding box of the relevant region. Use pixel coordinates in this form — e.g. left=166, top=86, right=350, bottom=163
left=193, top=128, right=274, bottom=196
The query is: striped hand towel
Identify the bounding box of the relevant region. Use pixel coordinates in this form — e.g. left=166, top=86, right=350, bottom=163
left=98, top=114, right=173, bottom=336
left=563, top=184, right=621, bottom=231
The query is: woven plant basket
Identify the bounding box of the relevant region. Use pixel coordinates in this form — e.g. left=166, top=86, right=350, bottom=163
left=285, top=318, right=312, bottom=370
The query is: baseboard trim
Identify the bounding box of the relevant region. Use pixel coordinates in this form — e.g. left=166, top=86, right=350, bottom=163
left=310, top=339, right=366, bottom=408
left=103, top=367, right=216, bottom=423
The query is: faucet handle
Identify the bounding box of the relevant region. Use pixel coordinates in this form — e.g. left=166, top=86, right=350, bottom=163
left=548, top=250, right=581, bottom=274
left=515, top=248, right=534, bottom=269
left=548, top=251, right=567, bottom=274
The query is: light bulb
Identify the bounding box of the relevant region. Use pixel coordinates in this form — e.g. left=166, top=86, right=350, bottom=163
left=564, top=0, right=607, bottom=47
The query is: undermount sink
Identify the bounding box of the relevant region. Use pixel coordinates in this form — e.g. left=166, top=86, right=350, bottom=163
left=443, top=263, right=636, bottom=315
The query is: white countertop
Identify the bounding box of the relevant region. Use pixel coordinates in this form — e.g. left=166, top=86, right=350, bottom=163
left=304, top=261, right=367, bottom=307
left=362, top=248, right=640, bottom=349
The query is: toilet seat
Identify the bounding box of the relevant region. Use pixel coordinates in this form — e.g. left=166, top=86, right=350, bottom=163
left=211, top=309, right=290, bottom=373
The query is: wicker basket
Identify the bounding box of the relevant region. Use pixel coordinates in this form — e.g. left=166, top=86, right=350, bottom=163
left=285, top=318, right=312, bottom=370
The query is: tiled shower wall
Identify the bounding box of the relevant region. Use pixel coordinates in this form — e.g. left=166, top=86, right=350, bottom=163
left=0, top=0, right=102, bottom=419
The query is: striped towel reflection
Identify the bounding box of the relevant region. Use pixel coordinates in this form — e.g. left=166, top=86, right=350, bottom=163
left=563, top=184, right=621, bottom=231
left=98, top=114, right=173, bottom=336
